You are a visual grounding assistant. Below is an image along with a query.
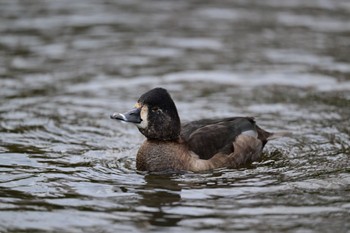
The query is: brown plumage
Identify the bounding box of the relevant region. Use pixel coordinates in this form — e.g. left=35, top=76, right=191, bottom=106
left=111, top=87, right=280, bottom=173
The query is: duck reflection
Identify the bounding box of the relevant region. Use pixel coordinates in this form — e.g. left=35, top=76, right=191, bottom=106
left=136, top=174, right=183, bottom=228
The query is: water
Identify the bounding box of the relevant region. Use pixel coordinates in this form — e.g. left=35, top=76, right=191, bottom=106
left=0, top=0, right=350, bottom=232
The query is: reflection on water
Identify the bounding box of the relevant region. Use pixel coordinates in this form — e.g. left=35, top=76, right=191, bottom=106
left=137, top=175, right=183, bottom=229
left=0, top=0, right=350, bottom=232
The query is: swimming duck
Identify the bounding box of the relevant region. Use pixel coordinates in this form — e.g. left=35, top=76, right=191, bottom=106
left=111, top=87, right=280, bottom=172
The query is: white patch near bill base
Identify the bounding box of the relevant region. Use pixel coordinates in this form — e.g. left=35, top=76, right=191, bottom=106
left=136, top=105, right=149, bottom=129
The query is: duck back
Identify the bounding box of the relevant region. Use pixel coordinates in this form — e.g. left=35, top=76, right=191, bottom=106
left=181, top=117, right=272, bottom=160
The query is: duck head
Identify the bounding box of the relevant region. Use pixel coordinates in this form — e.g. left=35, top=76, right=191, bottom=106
left=111, top=87, right=181, bottom=141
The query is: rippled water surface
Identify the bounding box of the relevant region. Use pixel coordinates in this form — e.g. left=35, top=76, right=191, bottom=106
left=1, top=0, right=350, bottom=232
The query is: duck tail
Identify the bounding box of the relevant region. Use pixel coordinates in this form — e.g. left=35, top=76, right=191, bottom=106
left=267, top=131, right=292, bottom=141
left=256, top=124, right=291, bottom=146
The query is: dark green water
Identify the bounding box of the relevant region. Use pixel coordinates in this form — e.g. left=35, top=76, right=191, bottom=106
left=0, top=0, right=349, bottom=232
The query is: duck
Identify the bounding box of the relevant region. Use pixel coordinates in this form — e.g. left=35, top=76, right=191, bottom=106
left=110, top=87, right=283, bottom=172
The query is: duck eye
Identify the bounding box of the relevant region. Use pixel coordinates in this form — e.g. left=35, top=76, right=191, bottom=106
left=152, top=107, right=159, bottom=112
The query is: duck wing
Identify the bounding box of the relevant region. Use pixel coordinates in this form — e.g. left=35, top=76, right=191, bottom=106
left=181, top=117, right=266, bottom=160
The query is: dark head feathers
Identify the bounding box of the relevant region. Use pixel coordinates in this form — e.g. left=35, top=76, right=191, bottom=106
left=139, top=88, right=172, bottom=107
left=138, top=87, right=181, bottom=140
left=139, top=88, right=179, bottom=116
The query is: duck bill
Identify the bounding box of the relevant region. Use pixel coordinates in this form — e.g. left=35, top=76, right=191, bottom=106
left=110, top=107, right=142, bottom=124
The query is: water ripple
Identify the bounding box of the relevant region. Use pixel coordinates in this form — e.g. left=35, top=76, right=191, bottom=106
left=0, top=0, right=349, bottom=232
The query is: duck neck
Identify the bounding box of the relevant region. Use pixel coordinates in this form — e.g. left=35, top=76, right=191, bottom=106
left=139, top=115, right=181, bottom=141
